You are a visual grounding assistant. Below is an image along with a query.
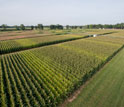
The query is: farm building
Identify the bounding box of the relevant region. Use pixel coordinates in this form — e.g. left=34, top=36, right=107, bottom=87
left=93, top=34, right=97, bottom=37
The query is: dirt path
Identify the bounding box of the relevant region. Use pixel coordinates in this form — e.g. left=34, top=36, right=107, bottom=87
left=60, top=74, right=95, bottom=107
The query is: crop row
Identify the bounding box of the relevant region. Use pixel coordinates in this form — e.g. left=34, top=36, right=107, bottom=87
left=0, top=31, right=115, bottom=54
left=0, top=54, right=71, bottom=106
left=0, top=34, right=124, bottom=106
left=0, top=34, right=87, bottom=54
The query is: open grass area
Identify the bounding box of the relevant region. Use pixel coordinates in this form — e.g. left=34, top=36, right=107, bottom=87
left=67, top=48, right=124, bottom=107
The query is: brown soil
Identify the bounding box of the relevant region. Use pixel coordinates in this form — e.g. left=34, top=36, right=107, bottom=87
left=0, top=34, right=52, bottom=41
left=0, top=30, right=52, bottom=41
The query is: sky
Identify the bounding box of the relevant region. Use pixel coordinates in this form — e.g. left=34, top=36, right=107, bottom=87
left=0, top=0, right=124, bottom=26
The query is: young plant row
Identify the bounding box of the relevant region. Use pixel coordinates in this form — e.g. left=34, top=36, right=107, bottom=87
left=1, top=33, right=123, bottom=106
left=0, top=35, right=87, bottom=54
left=0, top=31, right=115, bottom=54
left=1, top=52, right=79, bottom=106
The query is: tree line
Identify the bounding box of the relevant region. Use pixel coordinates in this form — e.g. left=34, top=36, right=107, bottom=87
left=0, top=23, right=124, bottom=31
left=0, top=24, right=44, bottom=31
left=85, top=23, right=124, bottom=29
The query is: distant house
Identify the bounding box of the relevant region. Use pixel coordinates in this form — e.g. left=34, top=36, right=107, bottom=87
left=93, top=34, right=97, bottom=37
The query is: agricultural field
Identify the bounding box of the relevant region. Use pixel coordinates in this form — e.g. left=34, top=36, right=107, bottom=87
left=0, top=29, right=116, bottom=41
left=0, top=34, right=86, bottom=54
left=0, top=30, right=51, bottom=41
left=0, top=29, right=124, bottom=107
left=1, top=0, right=124, bottom=106
left=0, top=29, right=73, bottom=41
left=104, top=29, right=124, bottom=38
left=0, top=29, right=115, bottom=54
left=0, top=29, right=76, bottom=41
left=67, top=48, right=124, bottom=107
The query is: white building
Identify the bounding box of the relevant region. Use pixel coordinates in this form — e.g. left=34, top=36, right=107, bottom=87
left=93, top=34, right=97, bottom=37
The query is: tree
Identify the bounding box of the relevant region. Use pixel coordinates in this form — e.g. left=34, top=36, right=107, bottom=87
left=89, top=24, right=93, bottom=29
left=66, top=25, right=70, bottom=29
left=56, top=24, right=63, bottom=29
left=50, top=25, right=56, bottom=30
left=2, top=24, right=7, bottom=31
left=15, top=25, right=20, bottom=30
left=37, top=24, right=43, bottom=30
left=20, top=24, right=25, bottom=30
left=79, top=26, right=83, bottom=29
left=49, top=24, right=63, bottom=30
left=31, top=26, right=34, bottom=30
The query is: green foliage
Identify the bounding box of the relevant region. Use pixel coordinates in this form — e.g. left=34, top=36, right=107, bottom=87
left=50, top=24, right=63, bottom=30
left=37, top=24, right=43, bottom=30
left=0, top=31, right=124, bottom=106
left=0, top=34, right=87, bottom=54
left=85, top=23, right=124, bottom=29
left=31, top=26, right=34, bottom=30
left=67, top=48, right=124, bottom=107
left=15, top=25, right=20, bottom=30
left=66, top=25, right=70, bottom=29
left=1, top=24, right=7, bottom=31
left=20, top=24, right=25, bottom=30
